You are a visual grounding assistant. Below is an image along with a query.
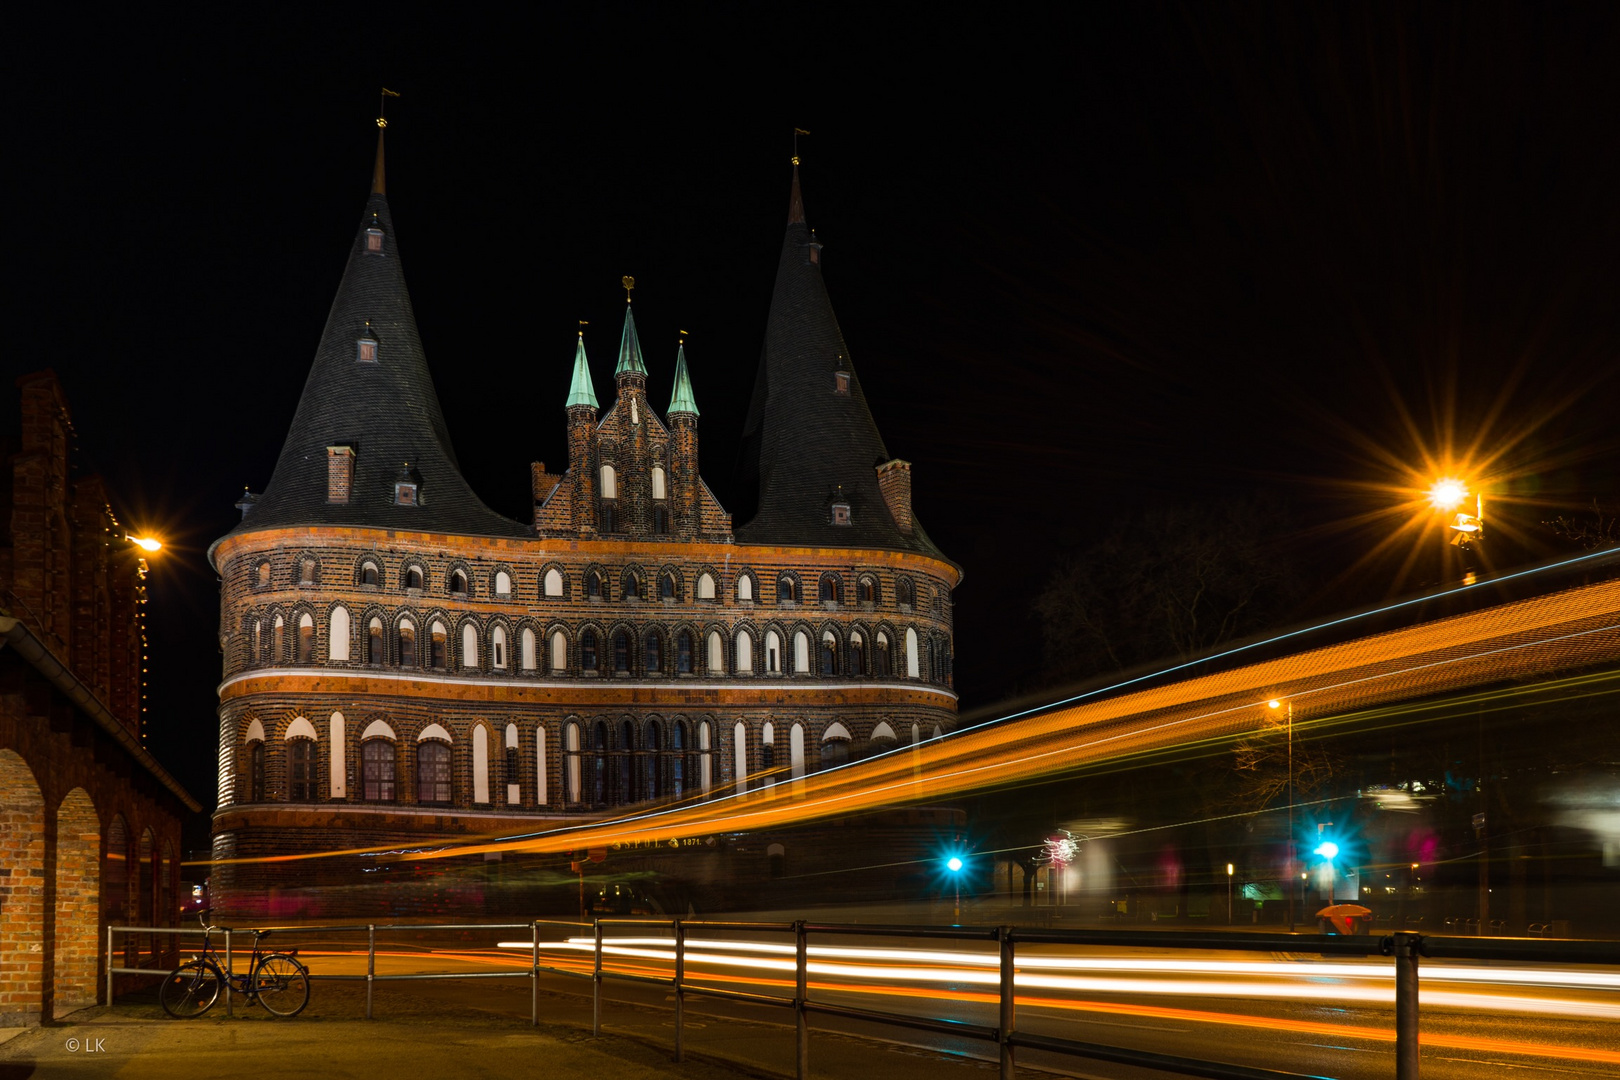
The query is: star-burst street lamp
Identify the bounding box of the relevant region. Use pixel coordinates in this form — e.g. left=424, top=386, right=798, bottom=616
left=1428, top=479, right=1483, bottom=547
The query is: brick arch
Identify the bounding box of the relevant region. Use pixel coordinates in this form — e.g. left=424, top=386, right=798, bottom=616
left=135, top=827, right=155, bottom=964
left=0, top=750, right=46, bottom=1024
left=53, top=788, right=100, bottom=1013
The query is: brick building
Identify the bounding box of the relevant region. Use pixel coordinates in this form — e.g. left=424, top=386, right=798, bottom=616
left=208, top=131, right=960, bottom=915
left=0, top=371, right=201, bottom=1024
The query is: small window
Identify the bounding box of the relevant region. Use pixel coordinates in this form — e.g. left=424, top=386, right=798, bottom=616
left=676, top=631, right=693, bottom=674
left=660, top=573, right=677, bottom=600
left=651, top=465, right=667, bottom=501
left=778, top=576, right=797, bottom=603
left=697, top=573, right=716, bottom=600
left=249, top=742, right=266, bottom=802
left=623, top=572, right=640, bottom=600
left=492, top=626, right=507, bottom=670
left=736, top=575, right=753, bottom=602
left=850, top=632, right=865, bottom=674
left=495, top=570, right=512, bottom=597
left=586, top=571, right=603, bottom=599
left=365, top=228, right=384, bottom=254
left=544, top=568, right=564, bottom=597
left=645, top=631, right=663, bottom=674
left=653, top=505, right=669, bottom=534
left=449, top=569, right=468, bottom=595
left=368, top=618, right=384, bottom=665
left=417, top=741, right=451, bottom=804
left=256, top=562, right=271, bottom=588
left=897, top=579, right=914, bottom=608
left=394, top=464, right=419, bottom=506
left=600, top=464, right=617, bottom=499
left=360, top=562, right=380, bottom=587
left=297, top=613, right=315, bottom=663
left=288, top=739, right=315, bottom=801
left=405, top=566, right=423, bottom=591
left=299, top=559, right=316, bottom=586
left=831, top=502, right=851, bottom=526
left=874, top=633, right=891, bottom=676
left=613, top=630, right=630, bottom=673
left=358, top=324, right=379, bottom=363
left=362, top=739, right=395, bottom=801
left=859, top=577, right=877, bottom=603
left=820, top=576, right=841, bottom=604
left=581, top=629, right=599, bottom=672
left=600, top=500, right=618, bottom=533
left=820, top=631, right=838, bottom=676
left=834, top=371, right=850, bottom=395
left=398, top=620, right=416, bottom=667
left=430, top=622, right=447, bottom=669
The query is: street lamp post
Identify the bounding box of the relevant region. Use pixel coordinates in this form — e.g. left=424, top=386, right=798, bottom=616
left=1428, top=479, right=1483, bottom=583
left=947, top=856, right=964, bottom=924
left=1269, top=700, right=1294, bottom=931
left=1315, top=842, right=1339, bottom=908
left=1226, top=863, right=1234, bottom=925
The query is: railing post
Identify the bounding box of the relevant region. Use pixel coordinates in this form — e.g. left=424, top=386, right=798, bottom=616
left=998, top=926, right=1016, bottom=1080
left=795, top=920, right=809, bottom=1080
left=674, top=920, right=686, bottom=1063
left=1393, top=931, right=1422, bottom=1080
left=366, top=924, right=375, bottom=1020
left=223, top=929, right=233, bottom=1017
left=531, top=920, right=540, bottom=1027
left=105, top=925, right=114, bottom=1007
left=592, top=920, right=603, bottom=1037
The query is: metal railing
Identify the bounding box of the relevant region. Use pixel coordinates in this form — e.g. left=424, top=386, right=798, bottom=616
left=111, top=919, right=1620, bottom=1080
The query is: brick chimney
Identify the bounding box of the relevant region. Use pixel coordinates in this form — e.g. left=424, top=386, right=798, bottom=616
left=326, top=446, right=355, bottom=504
left=876, top=459, right=913, bottom=535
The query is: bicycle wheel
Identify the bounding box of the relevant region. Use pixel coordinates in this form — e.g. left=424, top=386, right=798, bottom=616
left=252, top=954, right=309, bottom=1017
left=159, top=960, right=221, bottom=1019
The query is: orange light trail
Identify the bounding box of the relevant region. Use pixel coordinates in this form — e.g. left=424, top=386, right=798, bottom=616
left=195, top=574, right=1620, bottom=869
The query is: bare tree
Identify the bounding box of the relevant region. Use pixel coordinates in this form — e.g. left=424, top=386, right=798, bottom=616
left=1544, top=498, right=1620, bottom=551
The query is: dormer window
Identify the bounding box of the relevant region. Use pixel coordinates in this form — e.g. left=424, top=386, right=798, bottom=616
left=357, top=325, right=379, bottom=363
left=834, top=371, right=850, bottom=396
left=831, top=501, right=851, bottom=526
left=394, top=463, right=420, bottom=506
left=365, top=228, right=384, bottom=254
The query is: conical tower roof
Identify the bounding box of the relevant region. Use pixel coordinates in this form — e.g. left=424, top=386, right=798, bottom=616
left=615, top=303, right=648, bottom=377
left=668, top=342, right=699, bottom=416
left=736, top=165, right=951, bottom=562
left=218, top=131, right=528, bottom=544
left=567, top=332, right=599, bottom=409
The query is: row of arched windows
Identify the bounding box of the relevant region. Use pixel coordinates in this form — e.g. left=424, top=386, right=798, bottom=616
left=242, top=608, right=952, bottom=684
left=247, top=553, right=941, bottom=613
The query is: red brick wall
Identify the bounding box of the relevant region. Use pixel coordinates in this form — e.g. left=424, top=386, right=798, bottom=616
left=53, top=789, right=99, bottom=1010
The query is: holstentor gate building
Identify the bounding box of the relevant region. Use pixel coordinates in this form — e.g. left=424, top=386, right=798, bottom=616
left=208, top=130, right=960, bottom=913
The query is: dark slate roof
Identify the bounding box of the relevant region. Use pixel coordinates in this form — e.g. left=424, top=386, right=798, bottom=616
left=219, top=156, right=528, bottom=544
left=736, top=168, right=954, bottom=567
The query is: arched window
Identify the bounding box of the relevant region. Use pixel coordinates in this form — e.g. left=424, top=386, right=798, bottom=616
left=550, top=630, right=567, bottom=672
left=660, top=572, right=677, bottom=600
left=820, top=630, right=838, bottom=676
left=300, top=555, right=316, bottom=584
left=644, top=630, right=664, bottom=674
left=251, top=618, right=262, bottom=665
left=590, top=721, right=609, bottom=806
left=613, top=630, right=630, bottom=673
left=897, top=578, right=914, bottom=608
left=761, top=722, right=775, bottom=786
left=297, top=613, right=315, bottom=663
left=362, top=739, right=395, bottom=801
left=734, top=721, right=749, bottom=794
left=449, top=569, right=468, bottom=595
left=506, top=738, right=522, bottom=806
left=417, top=741, right=451, bottom=804
left=565, top=723, right=582, bottom=803
left=257, top=562, right=271, bottom=588
left=821, top=736, right=850, bottom=771
left=494, top=571, right=512, bottom=597
left=368, top=617, right=384, bottom=665
left=736, top=629, right=753, bottom=673
left=875, top=632, right=891, bottom=676
left=794, top=631, right=810, bottom=673
left=288, top=739, right=315, bottom=801
left=330, top=712, right=347, bottom=799
left=430, top=621, right=447, bottom=669
left=535, top=725, right=549, bottom=805
left=600, top=464, right=617, bottom=499
left=581, top=629, right=599, bottom=672
left=544, top=568, right=564, bottom=597
left=736, top=574, right=753, bottom=602
left=249, top=741, right=265, bottom=802
left=859, top=577, right=877, bottom=603
left=405, top=566, right=423, bottom=590
left=765, top=630, right=782, bottom=673
left=586, top=571, right=604, bottom=599
left=473, top=725, right=490, bottom=804
left=669, top=720, right=687, bottom=799
left=360, top=562, right=380, bottom=587
left=397, top=618, right=416, bottom=667
left=697, top=720, right=713, bottom=795
left=462, top=623, right=479, bottom=668
left=706, top=631, right=723, bottom=673
left=697, top=573, right=716, bottom=600
left=778, top=575, right=797, bottom=603
left=600, top=465, right=618, bottom=533
left=521, top=627, right=537, bottom=670
left=790, top=723, right=806, bottom=780
left=491, top=625, right=507, bottom=669
left=272, top=615, right=285, bottom=660
left=905, top=628, right=920, bottom=678
left=651, top=465, right=666, bottom=500
left=618, top=719, right=636, bottom=803
left=849, top=631, right=865, bottom=675
left=645, top=721, right=663, bottom=800
left=676, top=631, right=694, bottom=674
left=329, top=605, right=350, bottom=662
left=820, top=576, right=841, bottom=604
left=623, top=571, right=640, bottom=600
left=653, top=505, right=670, bottom=534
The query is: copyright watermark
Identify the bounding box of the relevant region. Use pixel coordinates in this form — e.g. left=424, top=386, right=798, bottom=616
left=64, top=1038, right=106, bottom=1053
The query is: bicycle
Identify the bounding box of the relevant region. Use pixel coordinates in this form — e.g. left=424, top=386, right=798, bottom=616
left=159, top=909, right=310, bottom=1019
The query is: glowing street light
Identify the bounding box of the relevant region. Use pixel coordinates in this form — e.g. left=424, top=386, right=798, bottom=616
left=1315, top=841, right=1339, bottom=906
left=944, top=853, right=966, bottom=924
left=1428, top=479, right=1468, bottom=512
left=946, top=856, right=963, bottom=873
left=126, top=535, right=162, bottom=553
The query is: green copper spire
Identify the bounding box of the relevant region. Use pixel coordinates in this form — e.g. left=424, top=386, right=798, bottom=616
left=668, top=342, right=699, bottom=417
left=566, top=333, right=599, bottom=409
left=615, top=302, right=648, bottom=377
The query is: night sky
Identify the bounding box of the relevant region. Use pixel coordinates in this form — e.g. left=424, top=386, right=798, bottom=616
left=10, top=5, right=1620, bottom=837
